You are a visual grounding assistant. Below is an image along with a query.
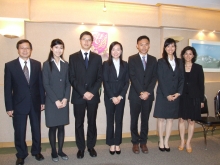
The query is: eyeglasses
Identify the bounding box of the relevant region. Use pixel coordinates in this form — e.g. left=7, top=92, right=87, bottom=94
left=81, top=38, right=92, bottom=42
left=19, top=47, right=31, bottom=50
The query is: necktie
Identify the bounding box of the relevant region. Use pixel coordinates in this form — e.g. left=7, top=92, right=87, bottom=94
left=23, top=61, right=29, bottom=83
left=142, top=56, right=146, bottom=70
left=84, top=52, right=88, bottom=69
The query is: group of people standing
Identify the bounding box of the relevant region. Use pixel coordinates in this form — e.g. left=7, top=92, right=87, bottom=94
left=4, top=31, right=204, bottom=165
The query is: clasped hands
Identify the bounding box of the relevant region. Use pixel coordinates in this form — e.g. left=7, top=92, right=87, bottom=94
left=167, top=93, right=180, bottom=101
left=55, top=98, right=68, bottom=109
left=139, top=92, right=150, bottom=100
left=112, top=96, right=122, bottom=105
left=83, top=92, right=94, bottom=100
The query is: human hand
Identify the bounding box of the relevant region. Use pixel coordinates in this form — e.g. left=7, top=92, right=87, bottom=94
left=167, top=95, right=174, bottom=101
left=172, top=93, right=180, bottom=100
left=55, top=100, right=63, bottom=109
left=201, top=103, right=204, bottom=108
left=61, top=98, right=68, bottom=107
left=7, top=110, right=14, bottom=117
left=112, top=97, right=120, bottom=105
left=84, top=92, right=94, bottom=100
left=139, top=92, right=149, bottom=100
left=41, top=104, right=45, bottom=111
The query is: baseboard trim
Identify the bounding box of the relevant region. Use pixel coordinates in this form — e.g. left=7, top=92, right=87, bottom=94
left=0, top=127, right=217, bottom=148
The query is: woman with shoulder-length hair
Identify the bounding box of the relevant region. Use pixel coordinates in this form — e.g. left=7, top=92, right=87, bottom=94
left=154, top=38, right=184, bottom=152
left=42, top=39, right=71, bottom=162
left=103, top=41, right=129, bottom=155
left=178, top=46, right=204, bottom=153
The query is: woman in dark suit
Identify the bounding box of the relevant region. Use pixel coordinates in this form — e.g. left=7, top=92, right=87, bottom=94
left=154, top=38, right=184, bottom=152
left=178, top=46, right=204, bottom=153
left=42, top=39, right=71, bottom=162
left=103, top=41, right=129, bottom=155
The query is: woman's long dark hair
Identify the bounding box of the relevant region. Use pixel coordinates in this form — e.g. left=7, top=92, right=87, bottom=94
left=162, top=38, right=179, bottom=67
left=180, top=46, right=197, bottom=64
left=47, top=39, right=65, bottom=71
left=107, top=41, right=123, bottom=66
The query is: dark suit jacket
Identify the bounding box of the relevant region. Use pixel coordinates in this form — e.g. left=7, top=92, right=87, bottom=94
left=102, top=60, right=129, bottom=99
left=156, top=58, right=184, bottom=97
left=69, top=51, right=102, bottom=104
left=182, top=63, right=204, bottom=102
left=128, top=53, right=157, bottom=102
left=4, top=58, right=45, bottom=115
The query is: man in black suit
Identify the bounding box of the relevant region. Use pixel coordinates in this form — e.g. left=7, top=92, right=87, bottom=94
left=4, top=39, right=45, bottom=165
left=128, top=35, right=157, bottom=154
left=69, top=31, right=102, bottom=159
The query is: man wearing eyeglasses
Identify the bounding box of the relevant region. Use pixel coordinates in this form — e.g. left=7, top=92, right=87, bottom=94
left=69, top=31, right=102, bottom=159
left=4, top=39, right=45, bottom=165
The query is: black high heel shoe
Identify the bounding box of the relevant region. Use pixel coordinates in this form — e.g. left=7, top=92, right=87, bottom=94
left=164, top=147, right=170, bottom=152
left=115, top=146, right=121, bottom=155
left=109, top=150, right=115, bottom=155
left=158, top=141, right=165, bottom=152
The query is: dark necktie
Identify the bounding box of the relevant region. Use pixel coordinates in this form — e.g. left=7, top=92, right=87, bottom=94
left=84, top=52, right=88, bottom=69
left=142, top=56, right=146, bottom=70
left=23, top=61, right=29, bottom=83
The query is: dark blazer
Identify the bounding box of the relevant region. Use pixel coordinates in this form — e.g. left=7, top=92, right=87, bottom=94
left=4, top=58, right=45, bottom=114
left=182, top=63, right=204, bottom=102
left=102, top=60, right=129, bottom=99
left=128, top=53, right=157, bottom=102
left=156, top=58, right=184, bottom=96
left=69, top=51, right=102, bottom=104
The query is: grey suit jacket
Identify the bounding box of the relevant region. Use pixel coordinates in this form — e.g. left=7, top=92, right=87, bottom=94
left=128, top=53, right=157, bottom=102
left=42, top=61, right=71, bottom=102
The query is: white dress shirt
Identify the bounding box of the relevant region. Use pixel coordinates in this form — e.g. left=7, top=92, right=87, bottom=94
left=139, top=53, right=148, bottom=63
left=113, top=58, right=120, bottom=77
left=168, top=56, right=176, bottom=71
left=19, top=57, right=31, bottom=76
left=81, top=49, right=91, bottom=60
left=51, top=58, right=65, bottom=71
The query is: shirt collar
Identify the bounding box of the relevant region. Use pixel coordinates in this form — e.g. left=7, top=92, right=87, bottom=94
left=19, top=57, right=30, bottom=63
left=139, top=53, right=147, bottom=58
left=51, top=57, right=65, bottom=63
left=168, top=56, right=175, bottom=62
left=113, top=58, right=120, bottom=64
left=81, top=49, right=90, bottom=55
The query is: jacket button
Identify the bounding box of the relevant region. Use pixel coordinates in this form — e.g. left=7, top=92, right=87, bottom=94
left=60, top=79, right=62, bottom=81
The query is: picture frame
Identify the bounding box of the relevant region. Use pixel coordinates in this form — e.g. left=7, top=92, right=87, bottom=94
left=189, top=39, right=220, bottom=72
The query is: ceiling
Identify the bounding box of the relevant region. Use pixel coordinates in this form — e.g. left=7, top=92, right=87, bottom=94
left=107, top=0, right=220, bottom=10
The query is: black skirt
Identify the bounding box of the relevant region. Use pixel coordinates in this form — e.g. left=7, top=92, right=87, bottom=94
left=179, top=95, right=201, bottom=121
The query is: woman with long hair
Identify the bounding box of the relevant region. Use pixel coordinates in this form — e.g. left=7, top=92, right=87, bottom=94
left=154, top=38, right=184, bottom=152
left=178, top=46, right=204, bottom=153
left=103, top=41, right=129, bottom=155
left=42, top=39, right=70, bottom=162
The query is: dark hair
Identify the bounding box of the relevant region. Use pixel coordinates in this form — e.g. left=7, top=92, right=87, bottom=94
left=181, top=46, right=197, bottom=63
left=162, top=38, right=179, bottom=67
left=16, top=39, right=32, bottom=50
left=107, top=41, right=123, bottom=66
left=80, top=31, right=93, bottom=41
left=47, top=39, right=65, bottom=71
left=137, top=35, right=150, bottom=44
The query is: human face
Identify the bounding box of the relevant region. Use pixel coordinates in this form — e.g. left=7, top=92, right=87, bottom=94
left=51, top=44, right=64, bottom=58
left=165, top=43, right=175, bottom=56
left=80, top=34, right=93, bottom=51
left=111, top=44, right=122, bottom=60
left=183, top=50, right=194, bottom=63
left=136, top=39, right=150, bottom=55
left=17, top=42, right=32, bottom=60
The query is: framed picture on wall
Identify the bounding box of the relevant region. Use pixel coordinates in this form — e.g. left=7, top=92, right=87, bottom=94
left=189, top=39, right=220, bottom=72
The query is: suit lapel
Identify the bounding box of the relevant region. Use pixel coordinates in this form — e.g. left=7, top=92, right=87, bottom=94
left=135, top=54, right=145, bottom=73
left=29, top=59, right=35, bottom=85
left=111, top=63, right=118, bottom=79
left=78, top=50, right=85, bottom=68
left=88, top=52, right=95, bottom=70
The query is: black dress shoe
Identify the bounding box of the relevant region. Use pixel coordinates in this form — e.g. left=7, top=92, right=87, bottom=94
left=158, top=141, right=165, bottom=152
left=88, top=148, right=97, bottom=157
left=109, top=150, right=115, bottom=155
left=165, top=147, right=170, bottom=152
left=77, top=150, right=84, bottom=159
left=116, top=150, right=121, bottom=155
left=33, top=153, right=44, bottom=161
left=16, top=158, right=24, bottom=165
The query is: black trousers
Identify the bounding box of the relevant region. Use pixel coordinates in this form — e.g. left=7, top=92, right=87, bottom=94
left=73, top=103, right=98, bottom=151
left=13, top=105, right=41, bottom=159
left=105, top=98, right=125, bottom=146
left=130, top=100, right=153, bottom=144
